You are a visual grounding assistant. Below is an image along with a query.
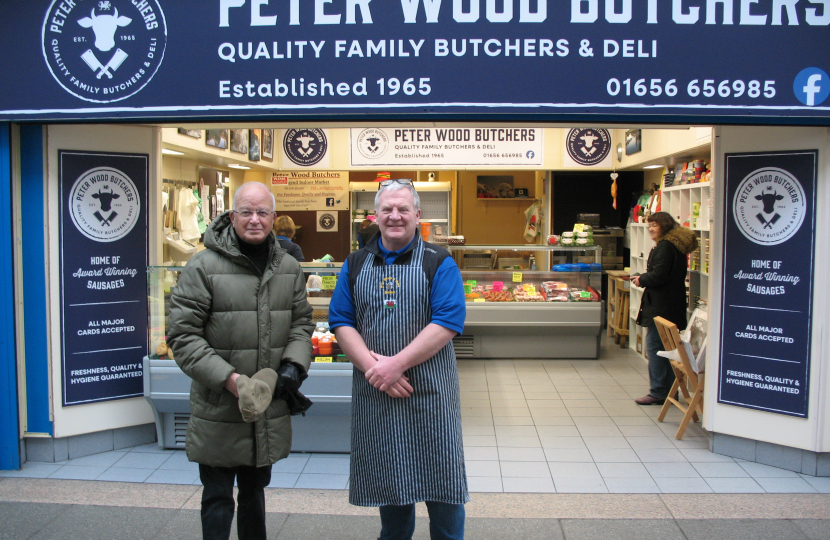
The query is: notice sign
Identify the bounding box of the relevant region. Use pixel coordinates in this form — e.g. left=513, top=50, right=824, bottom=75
left=350, top=128, right=543, bottom=167
left=59, top=151, right=148, bottom=406
left=719, top=150, right=817, bottom=417
left=271, top=171, right=348, bottom=211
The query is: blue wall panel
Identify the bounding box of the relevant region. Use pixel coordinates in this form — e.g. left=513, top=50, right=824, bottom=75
left=19, top=125, right=52, bottom=435
left=0, top=122, right=19, bottom=469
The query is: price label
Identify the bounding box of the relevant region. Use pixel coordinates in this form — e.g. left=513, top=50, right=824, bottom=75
left=580, top=291, right=591, bottom=298
left=512, top=272, right=522, bottom=282
left=315, top=356, right=333, bottom=363
left=574, top=224, right=585, bottom=232
left=321, top=276, right=337, bottom=290
left=473, top=298, right=486, bottom=302
left=528, top=285, right=537, bottom=295
left=464, top=283, right=472, bottom=294
left=492, top=281, right=504, bottom=291
left=466, top=280, right=477, bottom=287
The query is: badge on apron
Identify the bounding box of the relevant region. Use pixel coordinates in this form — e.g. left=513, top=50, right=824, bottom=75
left=381, top=276, right=401, bottom=310
left=384, top=298, right=397, bottom=309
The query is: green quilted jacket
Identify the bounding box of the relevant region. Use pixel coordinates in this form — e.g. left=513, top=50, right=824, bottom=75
left=167, top=211, right=314, bottom=468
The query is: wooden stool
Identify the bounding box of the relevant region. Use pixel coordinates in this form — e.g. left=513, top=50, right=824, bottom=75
left=606, top=270, right=629, bottom=338
left=654, top=316, right=705, bottom=440
left=611, top=278, right=630, bottom=348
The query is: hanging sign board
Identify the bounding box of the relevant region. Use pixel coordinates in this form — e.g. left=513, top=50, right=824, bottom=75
left=59, top=151, right=149, bottom=406
left=271, top=170, right=348, bottom=210
left=562, top=128, right=613, bottom=168
left=278, top=129, right=331, bottom=169
left=350, top=127, right=543, bottom=166
left=0, top=2, right=827, bottom=122
left=718, top=150, right=817, bottom=418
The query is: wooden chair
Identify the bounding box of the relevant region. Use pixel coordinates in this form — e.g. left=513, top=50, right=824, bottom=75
left=653, top=316, right=705, bottom=440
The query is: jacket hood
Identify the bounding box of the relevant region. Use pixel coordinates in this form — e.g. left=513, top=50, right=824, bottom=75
left=204, top=211, right=275, bottom=260
left=658, top=226, right=698, bottom=255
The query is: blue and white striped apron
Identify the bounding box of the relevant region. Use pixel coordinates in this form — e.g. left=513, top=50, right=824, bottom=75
left=349, top=238, right=469, bottom=507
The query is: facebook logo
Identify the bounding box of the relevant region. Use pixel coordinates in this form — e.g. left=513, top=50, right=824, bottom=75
left=793, top=68, right=830, bottom=106
left=326, top=197, right=334, bottom=207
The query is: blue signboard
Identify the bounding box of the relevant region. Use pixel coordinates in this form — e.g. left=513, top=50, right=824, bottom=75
left=59, top=150, right=148, bottom=406
left=0, top=1, right=827, bottom=122
left=718, top=150, right=817, bottom=417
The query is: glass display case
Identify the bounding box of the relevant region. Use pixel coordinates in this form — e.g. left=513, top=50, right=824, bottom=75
left=449, top=246, right=603, bottom=359
left=143, top=265, right=351, bottom=452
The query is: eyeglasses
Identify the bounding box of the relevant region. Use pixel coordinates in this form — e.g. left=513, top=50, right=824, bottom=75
left=379, top=179, right=413, bottom=187
left=233, top=208, right=275, bottom=219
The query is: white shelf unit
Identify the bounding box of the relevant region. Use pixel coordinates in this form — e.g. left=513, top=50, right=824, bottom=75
left=627, top=181, right=712, bottom=358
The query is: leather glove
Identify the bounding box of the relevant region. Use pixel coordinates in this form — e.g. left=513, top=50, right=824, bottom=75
left=275, top=363, right=305, bottom=397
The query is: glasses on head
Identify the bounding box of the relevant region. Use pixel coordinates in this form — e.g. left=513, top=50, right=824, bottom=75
left=233, top=208, right=275, bottom=219
left=379, top=179, right=413, bottom=188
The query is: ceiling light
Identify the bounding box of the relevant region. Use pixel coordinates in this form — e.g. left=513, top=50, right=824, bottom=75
left=228, top=164, right=250, bottom=169
left=161, top=148, right=185, bottom=155
left=643, top=164, right=664, bottom=169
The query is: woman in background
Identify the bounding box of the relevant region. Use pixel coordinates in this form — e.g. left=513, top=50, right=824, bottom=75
left=274, top=215, right=305, bottom=262
left=631, top=212, right=698, bottom=405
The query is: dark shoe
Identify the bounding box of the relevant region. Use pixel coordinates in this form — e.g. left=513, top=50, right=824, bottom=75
left=635, top=395, right=666, bottom=405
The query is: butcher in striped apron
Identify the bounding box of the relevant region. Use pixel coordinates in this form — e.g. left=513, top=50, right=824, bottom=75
left=329, top=179, right=469, bottom=540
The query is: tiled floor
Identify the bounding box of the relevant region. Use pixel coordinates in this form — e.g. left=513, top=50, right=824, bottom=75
left=4, top=339, right=829, bottom=494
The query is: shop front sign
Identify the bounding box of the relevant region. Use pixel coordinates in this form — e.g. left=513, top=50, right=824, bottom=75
left=718, top=150, right=817, bottom=417
left=59, top=151, right=148, bottom=406
left=271, top=170, right=348, bottom=211
left=280, top=128, right=331, bottom=168
left=350, top=127, right=544, bottom=167
left=1, top=1, right=826, bottom=122
left=562, top=128, right=613, bottom=167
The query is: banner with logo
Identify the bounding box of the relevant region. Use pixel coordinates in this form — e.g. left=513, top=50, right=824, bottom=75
left=1, top=2, right=827, bottom=123
left=59, top=151, right=148, bottom=406
left=350, top=127, right=543, bottom=166
left=316, top=211, right=338, bottom=233
left=718, top=150, right=817, bottom=417
left=271, top=170, right=349, bottom=210
left=279, top=129, right=331, bottom=169
left=562, top=128, right=613, bottom=167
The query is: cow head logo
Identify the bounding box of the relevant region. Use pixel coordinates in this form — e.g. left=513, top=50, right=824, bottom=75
left=42, top=0, right=167, bottom=103
left=566, top=128, right=611, bottom=166
left=733, top=167, right=806, bottom=246
left=284, top=129, right=328, bottom=167
left=355, top=128, right=389, bottom=161
left=69, top=167, right=140, bottom=243
left=77, top=7, right=132, bottom=53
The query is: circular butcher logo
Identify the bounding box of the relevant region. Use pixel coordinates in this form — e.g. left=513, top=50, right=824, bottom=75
left=318, top=213, right=336, bottom=231
left=733, top=167, right=806, bottom=246
left=70, top=167, right=140, bottom=242
left=42, top=0, right=167, bottom=103
left=284, top=128, right=328, bottom=166
left=356, top=128, right=389, bottom=160
left=566, top=128, right=611, bottom=166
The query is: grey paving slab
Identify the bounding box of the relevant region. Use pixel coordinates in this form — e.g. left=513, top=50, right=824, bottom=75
left=465, top=460, right=501, bottom=477
left=654, top=477, right=713, bottom=493
left=644, top=461, right=701, bottom=478
left=467, top=476, right=503, bottom=493
left=150, top=509, right=204, bottom=540
left=0, top=502, right=70, bottom=540
left=48, top=465, right=106, bottom=480
left=738, top=461, right=800, bottom=478
left=463, top=447, right=500, bottom=461
left=145, top=469, right=200, bottom=485
left=596, top=462, right=651, bottom=478
left=560, top=519, right=686, bottom=540
left=800, top=475, right=830, bottom=493
left=690, top=462, right=750, bottom=478
left=112, top=452, right=172, bottom=470
left=547, top=463, right=601, bottom=479
left=29, top=505, right=177, bottom=540
left=704, top=477, right=765, bottom=494
left=157, top=452, right=199, bottom=471
left=501, top=477, right=556, bottom=493
left=96, top=467, right=153, bottom=483
left=302, top=456, right=350, bottom=474
left=754, top=477, right=819, bottom=493
left=0, top=463, right=62, bottom=479
left=677, top=519, right=811, bottom=540
left=589, top=448, right=642, bottom=463
left=62, top=450, right=128, bottom=468
left=293, top=473, right=348, bottom=490
left=129, top=443, right=175, bottom=454
left=500, top=461, right=551, bottom=478
left=604, top=477, right=661, bottom=493
left=794, top=520, right=830, bottom=540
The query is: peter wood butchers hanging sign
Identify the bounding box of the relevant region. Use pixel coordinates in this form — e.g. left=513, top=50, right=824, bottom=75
left=60, top=151, right=148, bottom=406
left=1, top=1, right=827, bottom=122
left=350, top=127, right=543, bottom=166
left=718, top=150, right=817, bottom=418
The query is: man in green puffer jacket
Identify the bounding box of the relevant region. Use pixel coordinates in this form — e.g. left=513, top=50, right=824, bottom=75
left=167, top=182, right=314, bottom=540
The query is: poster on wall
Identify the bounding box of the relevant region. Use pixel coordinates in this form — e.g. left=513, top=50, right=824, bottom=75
left=316, top=211, right=338, bottom=233
left=350, top=127, right=543, bottom=167
left=279, top=129, right=331, bottom=169
left=718, top=150, right=817, bottom=418
left=271, top=171, right=348, bottom=211
left=59, top=151, right=148, bottom=406
left=562, top=129, right=613, bottom=168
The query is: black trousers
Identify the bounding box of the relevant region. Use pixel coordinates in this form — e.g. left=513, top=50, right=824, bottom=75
left=199, top=464, right=273, bottom=540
